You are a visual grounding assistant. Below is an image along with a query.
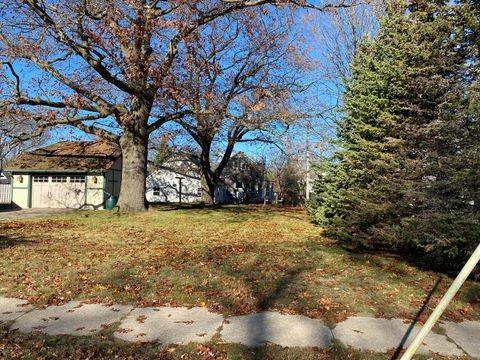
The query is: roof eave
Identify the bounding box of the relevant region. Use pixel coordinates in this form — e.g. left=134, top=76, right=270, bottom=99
left=5, top=169, right=104, bottom=174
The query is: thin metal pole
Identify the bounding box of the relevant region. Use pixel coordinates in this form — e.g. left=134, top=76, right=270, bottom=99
left=175, top=176, right=183, bottom=205
left=400, top=242, right=480, bottom=360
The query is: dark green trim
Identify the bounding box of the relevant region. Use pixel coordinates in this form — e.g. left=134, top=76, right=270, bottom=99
left=10, top=180, right=13, bottom=204
left=27, top=175, right=32, bottom=208
left=84, top=177, right=88, bottom=208
left=8, top=170, right=90, bottom=174
left=102, top=173, right=106, bottom=207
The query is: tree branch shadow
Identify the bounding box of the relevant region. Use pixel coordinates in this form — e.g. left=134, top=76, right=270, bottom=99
left=0, top=234, right=38, bottom=250
left=203, top=241, right=311, bottom=358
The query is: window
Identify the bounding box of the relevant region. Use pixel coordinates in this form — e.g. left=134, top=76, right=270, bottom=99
left=70, top=176, right=85, bottom=183
left=51, top=176, right=67, bottom=183
left=153, top=187, right=160, bottom=196
left=33, top=175, right=49, bottom=183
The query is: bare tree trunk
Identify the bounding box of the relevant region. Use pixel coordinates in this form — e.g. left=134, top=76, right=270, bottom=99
left=197, top=139, right=217, bottom=205
left=117, top=98, right=151, bottom=212
left=200, top=170, right=215, bottom=205
left=118, top=130, right=148, bottom=211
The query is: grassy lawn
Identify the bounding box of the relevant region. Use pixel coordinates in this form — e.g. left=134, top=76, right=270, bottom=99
left=1, top=205, right=479, bottom=325
left=0, top=205, right=479, bottom=359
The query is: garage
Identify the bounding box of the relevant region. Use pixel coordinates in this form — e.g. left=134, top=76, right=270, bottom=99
left=31, top=175, right=86, bottom=209
left=5, top=141, right=122, bottom=209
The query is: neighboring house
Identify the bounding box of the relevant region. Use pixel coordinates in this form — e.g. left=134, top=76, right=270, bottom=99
left=5, top=141, right=121, bottom=209
left=216, top=152, right=268, bottom=204
left=146, top=155, right=202, bottom=203
left=146, top=152, right=272, bottom=204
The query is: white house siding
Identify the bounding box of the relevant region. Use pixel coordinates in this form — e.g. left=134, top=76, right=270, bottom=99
left=0, top=184, right=11, bottom=204
left=11, top=174, right=30, bottom=208
left=84, top=174, right=104, bottom=209
left=146, top=168, right=201, bottom=203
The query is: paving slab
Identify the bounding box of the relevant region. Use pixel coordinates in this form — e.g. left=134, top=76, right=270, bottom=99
left=221, top=312, right=333, bottom=348
left=333, top=317, right=464, bottom=357
left=441, top=320, right=480, bottom=359
left=2, top=295, right=479, bottom=355
left=0, top=297, right=33, bottom=322
left=114, top=307, right=224, bottom=344
left=11, top=301, right=132, bottom=336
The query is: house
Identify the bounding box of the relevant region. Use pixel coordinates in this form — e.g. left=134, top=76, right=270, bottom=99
left=215, top=152, right=269, bottom=204
left=146, top=152, right=272, bottom=204
left=4, top=141, right=121, bottom=209
left=146, top=155, right=202, bottom=203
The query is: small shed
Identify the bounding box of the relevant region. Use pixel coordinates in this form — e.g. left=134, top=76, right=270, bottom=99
left=5, top=141, right=122, bottom=209
left=0, top=171, right=12, bottom=205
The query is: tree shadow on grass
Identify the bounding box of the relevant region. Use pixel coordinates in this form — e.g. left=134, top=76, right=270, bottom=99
left=201, top=244, right=314, bottom=359
left=337, top=240, right=479, bottom=278
left=249, top=267, right=307, bottom=360
left=151, top=203, right=310, bottom=224
left=0, top=234, right=37, bottom=250
left=151, top=203, right=219, bottom=211
left=339, top=240, right=480, bottom=308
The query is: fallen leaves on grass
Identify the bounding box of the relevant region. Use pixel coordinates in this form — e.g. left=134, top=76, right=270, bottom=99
left=1, top=220, right=78, bottom=232
left=0, top=205, right=478, bottom=325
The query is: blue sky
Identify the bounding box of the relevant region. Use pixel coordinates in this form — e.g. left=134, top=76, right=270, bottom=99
left=1, top=4, right=366, bottom=164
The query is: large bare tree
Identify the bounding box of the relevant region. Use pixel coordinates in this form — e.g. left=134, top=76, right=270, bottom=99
left=171, top=9, right=309, bottom=204
left=0, top=114, right=49, bottom=169
left=0, top=0, right=353, bottom=211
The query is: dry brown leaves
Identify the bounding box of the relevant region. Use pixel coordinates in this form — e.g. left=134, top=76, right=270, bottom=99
left=1, top=220, right=78, bottom=233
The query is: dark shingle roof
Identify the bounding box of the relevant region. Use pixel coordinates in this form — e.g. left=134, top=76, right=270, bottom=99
left=5, top=141, right=121, bottom=172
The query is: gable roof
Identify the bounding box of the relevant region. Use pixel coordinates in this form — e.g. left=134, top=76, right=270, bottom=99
left=5, top=141, right=121, bottom=172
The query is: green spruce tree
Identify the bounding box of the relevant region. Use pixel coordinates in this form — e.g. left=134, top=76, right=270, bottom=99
left=313, top=0, right=479, bottom=267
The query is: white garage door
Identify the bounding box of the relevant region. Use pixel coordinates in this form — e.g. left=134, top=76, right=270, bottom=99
left=31, top=175, right=86, bottom=208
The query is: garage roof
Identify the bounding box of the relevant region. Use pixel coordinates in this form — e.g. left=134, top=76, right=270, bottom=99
left=5, top=141, right=121, bottom=172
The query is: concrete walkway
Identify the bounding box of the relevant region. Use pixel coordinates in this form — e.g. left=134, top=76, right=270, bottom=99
left=0, top=208, right=77, bottom=220
left=1, top=297, right=479, bottom=358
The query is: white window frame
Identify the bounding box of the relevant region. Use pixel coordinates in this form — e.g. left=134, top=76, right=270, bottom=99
left=33, top=175, right=49, bottom=183
left=51, top=175, right=68, bottom=183
left=70, top=176, right=86, bottom=183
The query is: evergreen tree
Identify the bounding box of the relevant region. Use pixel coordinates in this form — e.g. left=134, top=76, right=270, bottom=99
left=312, top=0, right=479, bottom=267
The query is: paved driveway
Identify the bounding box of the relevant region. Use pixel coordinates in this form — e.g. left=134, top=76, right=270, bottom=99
left=0, top=208, right=77, bottom=220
